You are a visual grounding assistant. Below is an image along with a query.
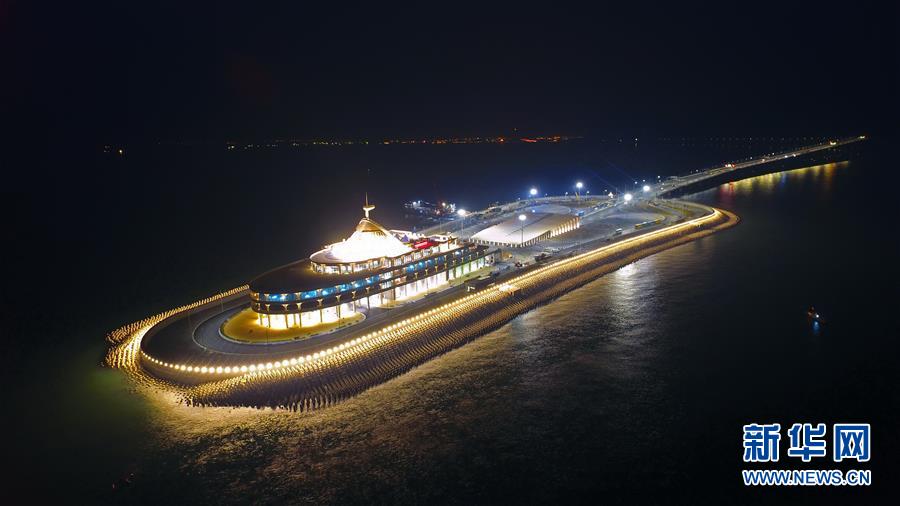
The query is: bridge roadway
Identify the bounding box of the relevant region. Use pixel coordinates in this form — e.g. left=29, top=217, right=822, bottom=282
left=417, top=135, right=865, bottom=239
left=654, top=135, right=865, bottom=197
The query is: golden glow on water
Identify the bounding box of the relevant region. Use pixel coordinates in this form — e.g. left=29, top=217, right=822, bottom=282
left=721, top=161, right=847, bottom=197
left=106, top=204, right=735, bottom=407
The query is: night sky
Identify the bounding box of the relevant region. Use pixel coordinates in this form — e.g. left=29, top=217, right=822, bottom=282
left=4, top=2, right=897, bottom=149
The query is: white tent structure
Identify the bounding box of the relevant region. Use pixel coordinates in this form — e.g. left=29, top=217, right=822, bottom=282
left=471, top=212, right=580, bottom=247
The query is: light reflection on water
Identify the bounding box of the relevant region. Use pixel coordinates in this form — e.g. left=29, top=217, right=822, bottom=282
left=718, top=161, right=846, bottom=199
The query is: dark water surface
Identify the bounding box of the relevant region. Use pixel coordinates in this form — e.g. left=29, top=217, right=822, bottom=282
left=4, top=142, right=898, bottom=504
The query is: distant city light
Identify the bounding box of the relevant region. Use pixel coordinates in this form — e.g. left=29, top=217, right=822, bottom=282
left=624, top=193, right=633, bottom=202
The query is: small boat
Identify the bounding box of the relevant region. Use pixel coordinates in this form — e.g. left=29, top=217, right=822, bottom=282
left=807, top=306, right=825, bottom=323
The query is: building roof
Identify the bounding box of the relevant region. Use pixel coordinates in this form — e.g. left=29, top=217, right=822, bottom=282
left=250, top=244, right=489, bottom=295
left=310, top=207, right=414, bottom=265
left=471, top=212, right=576, bottom=245
left=250, top=258, right=355, bottom=294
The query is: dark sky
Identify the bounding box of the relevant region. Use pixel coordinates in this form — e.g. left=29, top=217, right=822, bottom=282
left=3, top=1, right=897, bottom=146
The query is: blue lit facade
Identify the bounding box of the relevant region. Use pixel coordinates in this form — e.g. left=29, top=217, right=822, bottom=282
left=247, top=200, right=497, bottom=329
left=250, top=243, right=495, bottom=329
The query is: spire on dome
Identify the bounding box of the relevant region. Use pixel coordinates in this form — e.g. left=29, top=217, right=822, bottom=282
left=363, top=193, right=375, bottom=219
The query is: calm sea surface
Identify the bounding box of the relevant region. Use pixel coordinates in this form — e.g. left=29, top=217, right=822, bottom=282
left=4, top=141, right=897, bottom=504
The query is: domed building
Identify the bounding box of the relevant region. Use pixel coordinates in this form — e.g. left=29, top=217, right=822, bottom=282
left=248, top=199, right=495, bottom=331
left=309, top=203, right=415, bottom=273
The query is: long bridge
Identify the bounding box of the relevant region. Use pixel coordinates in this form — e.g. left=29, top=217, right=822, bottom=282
left=419, top=135, right=866, bottom=238
left=655, top=135, right=865, bottom=197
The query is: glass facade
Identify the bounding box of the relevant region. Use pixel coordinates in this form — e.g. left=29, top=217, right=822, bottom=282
left=254, top=245, right=492, bottom=309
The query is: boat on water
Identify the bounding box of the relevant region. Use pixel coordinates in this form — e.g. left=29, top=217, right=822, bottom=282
left=807, top=306, right=825, bottom=323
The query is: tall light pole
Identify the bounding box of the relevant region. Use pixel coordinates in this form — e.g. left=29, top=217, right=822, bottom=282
left=529, top=187, right=538, bottom=201
left=457, top=208, right=467, bottom=237
left=519, top=213, right=527, bottom=247
left=575, top=181, right=583, bottom=201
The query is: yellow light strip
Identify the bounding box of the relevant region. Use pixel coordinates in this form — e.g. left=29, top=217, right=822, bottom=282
left=129, top=203, right=726, bottom=379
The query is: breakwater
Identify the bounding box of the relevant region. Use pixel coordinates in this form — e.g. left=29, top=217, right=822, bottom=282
left=176, top=203, right=738, bottom=410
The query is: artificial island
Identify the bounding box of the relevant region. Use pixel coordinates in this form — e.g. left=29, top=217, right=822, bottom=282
left=242, top=197, right=494, bottom=340
left=104, top=137, right=864, bottom=410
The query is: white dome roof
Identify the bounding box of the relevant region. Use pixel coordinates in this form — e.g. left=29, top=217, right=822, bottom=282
left=311, top=217, right=412, bottom=264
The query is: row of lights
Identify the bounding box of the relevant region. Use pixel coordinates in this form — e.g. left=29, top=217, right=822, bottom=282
left=186, top=283, right=514, bottom=401
left=106, top=285, right=250, bottom=346
left=620, top=184, right=654, bottom=203
left=459, top=182, right=590, bottom=220
left=523, top=182, right=655, bottom=203
left=184, top=202, right=734, bottom=407
left=498, top=202, right=722, bottom=288
left=104, top=285, right=252, bottom=391
left=528, top=181, right=586, bottom=198
left=187, top=205, right=731, bottom=404
left=140, top=284, right=493, bottom=377
left=130, top=202, right=726, bottom=396
left=520, top=135, right=855, bottom=203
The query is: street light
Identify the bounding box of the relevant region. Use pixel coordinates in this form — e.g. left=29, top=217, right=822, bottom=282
left=457, top=209, right=467, bottom=236
left=624, top=193, right=633, bottom=202
left=529, top=187, right=538, bottom=197
left=575, top=181, right=583, bottom=201
left=519, top=213, right=527, bottom=246
left=642, top=185, right=650, bottom=193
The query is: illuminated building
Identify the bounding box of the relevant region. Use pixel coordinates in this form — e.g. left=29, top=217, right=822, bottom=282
left=249, top=199, right=496, bottom=329
left=471, top=211, right=580, bottom=247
